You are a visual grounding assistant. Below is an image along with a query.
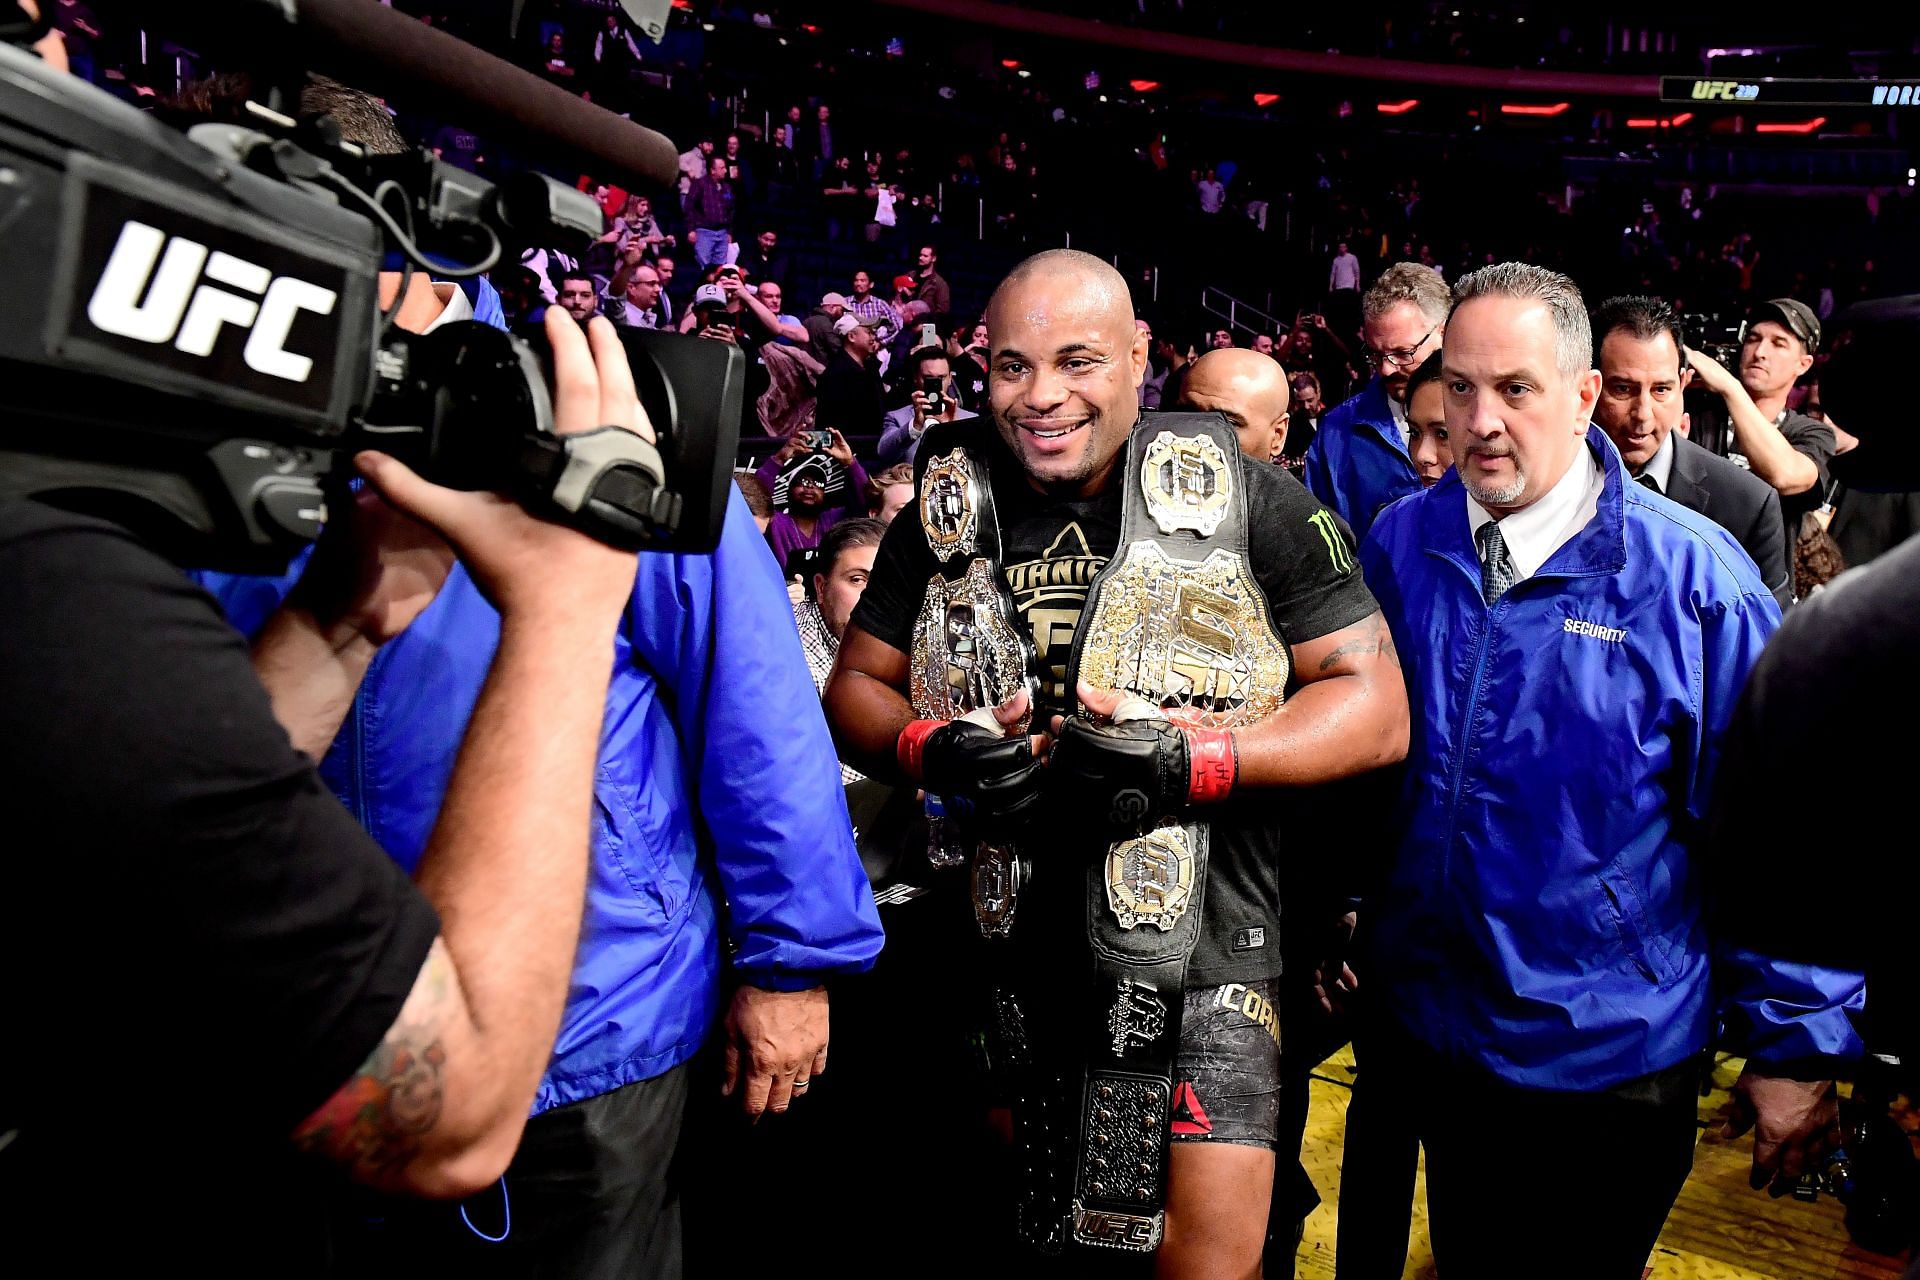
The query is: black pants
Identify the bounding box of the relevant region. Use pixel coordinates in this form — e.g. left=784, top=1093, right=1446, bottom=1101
left=1394, top=1037, right=1700, bottom=1280
left=684, top=887, right=1009, bottom=1277
left=332, top=1063, right=691, bottom=1280
left=1332, top=1029, right=1423, bottom=1280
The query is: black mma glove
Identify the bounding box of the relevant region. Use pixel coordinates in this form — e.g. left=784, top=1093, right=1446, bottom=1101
left=897, top=717, right=1046, bottom=830
left=1048, top=714, right=1237, bottom=838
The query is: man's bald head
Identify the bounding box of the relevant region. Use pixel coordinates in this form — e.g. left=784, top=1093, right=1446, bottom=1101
left=985, top=249, right=1136, bottom=333
left=1177, top=348, right=1292, bottom=463
left=983, top=250, right=1150, bottom=497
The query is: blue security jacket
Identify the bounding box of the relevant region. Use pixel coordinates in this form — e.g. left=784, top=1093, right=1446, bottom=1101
left=1359, top=433, right=1863, bottom=1090
left=198, top=493, right=884, bottom=1113
left=1303, top=376, right=1422, bottom=543
left=319, top=492, right=884, bottom=1111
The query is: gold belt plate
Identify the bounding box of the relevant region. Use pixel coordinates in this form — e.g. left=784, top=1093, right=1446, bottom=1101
left=1076, top=541, right=1290, bottom=731
left=1104, top=822, right=1196, bottom=932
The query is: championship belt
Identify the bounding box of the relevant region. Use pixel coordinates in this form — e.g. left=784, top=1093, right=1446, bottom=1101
left=1062, top=413, right=1291, bottom=1253
left=907, top=421, right=1039, bottom=939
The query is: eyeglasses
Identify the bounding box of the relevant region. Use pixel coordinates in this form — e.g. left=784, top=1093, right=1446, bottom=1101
left=1364, top=323, right=1439, bottom=370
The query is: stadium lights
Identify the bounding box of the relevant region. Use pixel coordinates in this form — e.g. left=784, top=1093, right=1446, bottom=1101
left=1001, top=59, right=1022, bottom=69
left=1755, top=116, right=1827, bottom=133
left=1626, top=112, right=1694, bottom=128
left=1377, top=99, right=1419, bottom=114
left=1253, top=92, right=1281, bottom=107
left=1501, top=102, right=1571, bottom=116
left=1130, top=79, right=1161, bottom=92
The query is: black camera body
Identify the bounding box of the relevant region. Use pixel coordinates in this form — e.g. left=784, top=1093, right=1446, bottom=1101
left=0, top=26, right=740, bottom=571
left=1680, top=311, right=1744, bottom=370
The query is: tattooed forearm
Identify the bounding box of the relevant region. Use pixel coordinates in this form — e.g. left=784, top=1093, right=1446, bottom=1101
left=1316, top=615, right=1400, bottom=672
left=291, top=940, right=453, bottom=1185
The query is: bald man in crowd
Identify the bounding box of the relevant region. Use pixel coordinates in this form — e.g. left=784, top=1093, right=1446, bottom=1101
left=1177, top=347, right=1292, bottom=463
left=826, top=249, right=1407, bottom=1276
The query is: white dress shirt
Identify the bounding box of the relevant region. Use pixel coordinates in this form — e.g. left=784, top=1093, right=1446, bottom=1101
left=1632, top=429, right=1677, bottom=494
left=419, top=281, right=473, bottom=334
left=1389, top=391, right=1410, bottom=449
left=1465, top=442, right=1604, bottom=581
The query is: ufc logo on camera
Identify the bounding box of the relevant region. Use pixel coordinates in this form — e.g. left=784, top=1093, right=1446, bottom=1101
left=87, top=221, right=339, bottom=382
left=61, top=178, right=362, bottom=420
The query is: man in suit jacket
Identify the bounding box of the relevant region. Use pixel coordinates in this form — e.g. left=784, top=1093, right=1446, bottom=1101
left=1593, top=296, right=1792, bottom=606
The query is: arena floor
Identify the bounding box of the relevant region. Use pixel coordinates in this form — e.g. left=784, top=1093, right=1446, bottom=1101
left=1291, top=1048, right=1915, bottom=1280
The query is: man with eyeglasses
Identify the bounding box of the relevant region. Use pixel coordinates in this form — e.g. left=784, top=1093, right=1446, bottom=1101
left=1303, top=264, right=1449, bottom=541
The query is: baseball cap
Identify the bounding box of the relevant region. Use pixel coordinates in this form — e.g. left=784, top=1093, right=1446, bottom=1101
left=693, top=283, right=729, bottom=309
left=715, top=262, right=744, bottom=280
left=893, top=273, right=917, bottom=293
left=820, top=291, right=850, bottom=308
left=1747, top=298, right=1821, bottom=353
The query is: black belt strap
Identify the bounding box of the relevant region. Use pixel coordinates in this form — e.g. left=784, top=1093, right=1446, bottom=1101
left=1063, top=412, right=1255, bottom=1253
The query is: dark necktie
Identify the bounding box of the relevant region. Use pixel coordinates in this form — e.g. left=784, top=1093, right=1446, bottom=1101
left=1636, top=473, right=1660, bottom=495
left=1476, top=521, right=1516, bottom=606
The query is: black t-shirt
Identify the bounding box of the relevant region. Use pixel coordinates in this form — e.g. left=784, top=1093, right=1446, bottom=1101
left=853, top=421, right=1379, bottom=983
left=1769, top=409, right=1837, bottom=537
left=1686, top=398, right=1836, bottom=551
left=0, top=500, right=440, bottom=1266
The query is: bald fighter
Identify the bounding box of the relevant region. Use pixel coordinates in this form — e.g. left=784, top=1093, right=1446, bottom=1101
left=826, top=250, right=1407, bottom=1279
left=1177, top=347, right=1293, bottom=463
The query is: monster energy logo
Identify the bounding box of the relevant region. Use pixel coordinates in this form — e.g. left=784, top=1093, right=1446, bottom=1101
left=1307, top=509, right=1355, bottom=574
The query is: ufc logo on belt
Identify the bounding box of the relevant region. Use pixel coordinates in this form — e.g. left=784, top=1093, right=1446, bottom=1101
left=87, top=220, right=340, bottom=383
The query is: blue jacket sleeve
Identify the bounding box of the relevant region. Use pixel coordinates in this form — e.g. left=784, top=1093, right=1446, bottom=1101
left=1302, top=423, right=1341, bottom=522
left=625, top=488, right=884, bottom=988
left=1697, top=591, right=1865, bottom=1071
left=470, top=276, right=507, bottom=330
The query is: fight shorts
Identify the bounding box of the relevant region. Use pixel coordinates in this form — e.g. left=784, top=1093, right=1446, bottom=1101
left=1169, top=978, right=1284, bottom=1149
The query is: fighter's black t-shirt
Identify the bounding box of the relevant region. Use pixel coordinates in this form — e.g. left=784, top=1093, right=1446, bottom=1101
left=852, top=419, right=1378, bottom=983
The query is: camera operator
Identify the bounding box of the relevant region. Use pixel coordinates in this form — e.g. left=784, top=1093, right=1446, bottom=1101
left=163, top=71, right=884, bottom=1275
left=0, top=304, right=643, bottom=1266
left=1683, top=299, right=1836, bottom=558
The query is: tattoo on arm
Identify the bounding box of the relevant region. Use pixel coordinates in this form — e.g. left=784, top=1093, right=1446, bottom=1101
left=1316, top=614, right=1400, bottom=673
left=291, top=939, right=453, bottom=1185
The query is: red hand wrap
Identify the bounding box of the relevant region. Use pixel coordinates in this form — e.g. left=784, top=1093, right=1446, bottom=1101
left=897, top=719, right=946, bottom=781
left=1184, top=726, right=1238, bottom=804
